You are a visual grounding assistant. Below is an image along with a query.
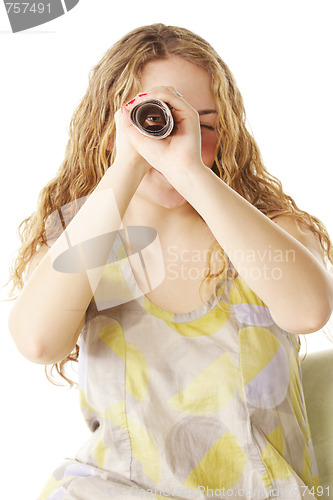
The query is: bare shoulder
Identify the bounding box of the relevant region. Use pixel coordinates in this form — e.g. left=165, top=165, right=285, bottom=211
left=271, top=214, right=325, bottom=266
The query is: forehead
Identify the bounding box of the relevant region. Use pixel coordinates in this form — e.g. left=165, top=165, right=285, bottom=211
left=139, top=55, right=216, bottom=111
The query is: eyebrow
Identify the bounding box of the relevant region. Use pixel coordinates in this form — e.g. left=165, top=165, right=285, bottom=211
left=198, top=110, right=217, bottom=116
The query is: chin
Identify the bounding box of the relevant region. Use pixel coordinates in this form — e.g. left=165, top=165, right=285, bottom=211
left=154, top=192, right=187, bottom=209
left=138, top=170, right=187, bottom=209
left=145, top=185, right=187, bottom=209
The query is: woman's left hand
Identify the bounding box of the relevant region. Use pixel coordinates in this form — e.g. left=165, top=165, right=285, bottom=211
left=121, top=86, right=205, bottom=183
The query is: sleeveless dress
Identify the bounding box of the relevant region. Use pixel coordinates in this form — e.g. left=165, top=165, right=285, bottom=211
left=38, top=232, right=320, bottom=500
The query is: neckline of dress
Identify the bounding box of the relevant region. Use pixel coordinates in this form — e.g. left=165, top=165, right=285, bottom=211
left=144, top=293, right=212, bottom=319
left=134, top=279, right=228, bottom=324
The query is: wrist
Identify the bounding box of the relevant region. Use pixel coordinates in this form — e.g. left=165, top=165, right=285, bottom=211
left=166, top=160, right=210, bottom=194
left=108, top=157, right=150, bottom=183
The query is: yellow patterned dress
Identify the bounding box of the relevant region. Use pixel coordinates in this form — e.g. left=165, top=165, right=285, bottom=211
left=38, top=239, right=320, bottom=500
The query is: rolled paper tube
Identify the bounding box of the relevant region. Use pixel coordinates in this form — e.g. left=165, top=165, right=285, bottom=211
left=129, top=99, right=174, bottom=139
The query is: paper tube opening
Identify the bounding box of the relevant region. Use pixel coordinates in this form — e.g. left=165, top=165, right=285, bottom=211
left=129, top=99, right=174, bottom=139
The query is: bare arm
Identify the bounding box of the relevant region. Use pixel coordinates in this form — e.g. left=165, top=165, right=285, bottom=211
left=170, top=165, right=333, bottom=335
left=120, top=87, right=333, bottom=335
left=8, top=158, right=147, bottom=365
left=8, top=104, right=151, bottom=364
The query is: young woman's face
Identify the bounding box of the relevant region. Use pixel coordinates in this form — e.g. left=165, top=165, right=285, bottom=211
left=132, top=55, right=219, bottom=209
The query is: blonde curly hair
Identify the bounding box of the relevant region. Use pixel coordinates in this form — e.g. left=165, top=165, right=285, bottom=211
left=4, top=23, right=333, bottom=385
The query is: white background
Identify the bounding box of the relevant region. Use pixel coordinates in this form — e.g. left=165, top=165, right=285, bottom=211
left=0, top=1, right=332, bottom=498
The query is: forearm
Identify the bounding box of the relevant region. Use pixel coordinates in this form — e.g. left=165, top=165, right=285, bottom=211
left=171, top=164, right=333, bottom=333
left=9, top=160, right=144, bottom=362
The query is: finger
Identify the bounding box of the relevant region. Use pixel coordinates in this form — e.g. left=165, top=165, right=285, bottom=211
left=122, top=89, right=199, bottom=140
left=120, top=103, right=156, bottom=148
left=147, top=86, right=182, bottom=97
left=114, top=107, right=122, bottom=125
left=124, top=87, right=184, bottom=111
left=121, top=102, right=137, bottom=130
left=144, top=90, right=198, bottom=130
left=124, top=89, right=193, bottom=119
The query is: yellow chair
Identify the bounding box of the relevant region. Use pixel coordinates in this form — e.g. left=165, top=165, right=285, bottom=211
left=301, top=348, right=333, bottom=497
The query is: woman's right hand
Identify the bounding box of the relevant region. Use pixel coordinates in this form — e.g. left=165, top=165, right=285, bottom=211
left=113, top=107, right=152, bottom=178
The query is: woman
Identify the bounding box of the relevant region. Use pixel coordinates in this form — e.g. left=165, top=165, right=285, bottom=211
left=7, top=23, right=333, bottom=499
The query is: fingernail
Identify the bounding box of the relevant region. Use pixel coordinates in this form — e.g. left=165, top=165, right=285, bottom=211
left=138, top=93, right=147, bottom=97
left=125, top=98, right=136, bottom=106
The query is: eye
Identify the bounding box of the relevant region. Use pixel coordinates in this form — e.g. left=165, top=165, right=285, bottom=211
left=200, top=124, right=215, bottom=131
left=147, top=115, right=161, bottom=122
